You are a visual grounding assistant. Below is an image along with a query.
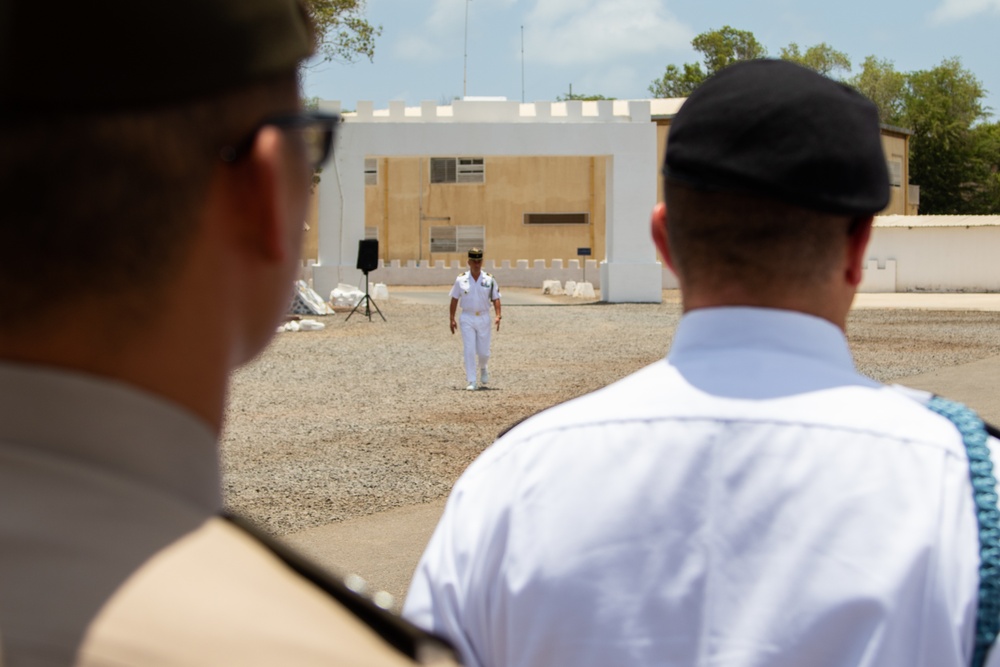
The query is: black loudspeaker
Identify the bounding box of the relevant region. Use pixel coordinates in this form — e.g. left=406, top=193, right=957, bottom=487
left=357, top=239, right=379, bottom=273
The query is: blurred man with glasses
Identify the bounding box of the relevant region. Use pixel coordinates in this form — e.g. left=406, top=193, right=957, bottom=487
left=0, top=1, right=457, bottom=664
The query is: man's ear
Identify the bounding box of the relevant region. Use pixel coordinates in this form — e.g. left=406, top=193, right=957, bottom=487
left=845, top=216, right=874, bottom=287
left=650, top=202, right=675, bottom=272
left=234, top=126, right=293, bottom=263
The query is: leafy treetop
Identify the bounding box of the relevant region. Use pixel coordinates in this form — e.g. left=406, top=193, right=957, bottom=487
left=647, top=27, right=1000, bottom=214
left=302, top=0, right=382, bottom=64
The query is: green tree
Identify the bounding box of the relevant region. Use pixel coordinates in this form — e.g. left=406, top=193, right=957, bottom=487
left=692, top=26, right=768, bottom=74
left=848, top=56, right=907, bottom=125
left=303, top=0, right=382, bottom=63
left=648, top=26, right=766, bottom=98
left=968, top=121, right=1000, bottom=213
left=904, top=57, right=991, bottom=214
left=972, top=123, right=1000, bottom=215
left=779, top=42, right=851, bottom=78
left=648, top=63, right=707, bottom=98
left=557, top=91, right=616, bottom=101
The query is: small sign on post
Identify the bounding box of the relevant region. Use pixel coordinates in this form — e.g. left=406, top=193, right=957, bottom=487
left=577, top=247, right=592, bottom=284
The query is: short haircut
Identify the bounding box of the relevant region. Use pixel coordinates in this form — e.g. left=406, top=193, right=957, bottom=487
left=664, top=180, right=859, bottom=296
left=0, top=72, right=299, bottom=331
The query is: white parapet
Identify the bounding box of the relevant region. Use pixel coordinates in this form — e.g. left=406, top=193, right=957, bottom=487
left=860, top=259, right=898, bottom=293
left=628, top=100, right=651, bottom=123
left=420, top=101, right=438, bottom=121
left=319, top=100, right=341, bottom=114
left=355, top=100, right=374, bottom=119
left=313, top=259, right=609, bottom=296
left=388, top=100, right=406, bottom=119
left=335, top=99, right=653, bottom=124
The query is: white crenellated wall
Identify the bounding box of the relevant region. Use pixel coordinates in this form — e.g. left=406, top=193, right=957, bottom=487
left=311, top=99, right=660, bottom=303
left=859, top=259, right=898, bottom=293
left=862, top=218, right=1000, bottom=292
left=304, top=217, right=1000, bottom=294
left=303, top=258, right=679, bottom=291
left=372, top=258, right=605, bottom=288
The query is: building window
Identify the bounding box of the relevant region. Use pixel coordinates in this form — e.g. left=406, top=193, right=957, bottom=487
left=524, top=212, right=589, bottom=225
left=888, top=158, right=903, bottom=188
left=430, top=157, right=485, bottom=184
left=429, top=225, right=485, bottom=253
left=364, top=158, right=378, bottom=186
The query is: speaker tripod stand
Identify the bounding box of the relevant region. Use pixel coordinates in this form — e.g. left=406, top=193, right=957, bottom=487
left=346, top=270, right=386, bottom=322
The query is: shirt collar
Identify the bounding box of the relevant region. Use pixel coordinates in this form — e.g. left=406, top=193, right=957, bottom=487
left=670, top=307, right=853, bottom=367
left=0, top=362, right=221, bottom=512
left=666, top=307, right=870, bottom=399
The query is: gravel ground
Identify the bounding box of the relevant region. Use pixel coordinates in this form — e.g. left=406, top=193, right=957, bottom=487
left=221, top=288, right=1000, bottom=536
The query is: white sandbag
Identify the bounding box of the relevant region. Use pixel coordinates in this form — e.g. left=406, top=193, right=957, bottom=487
left=542, top=280, right=564, bottom=295
left=297, top=319, right=326, bottom=331
left=330, top=283, right=365, bottom=308
left=290, top=280, right=334, bottom=315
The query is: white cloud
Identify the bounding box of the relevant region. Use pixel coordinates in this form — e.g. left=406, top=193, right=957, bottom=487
left=425, top=0, right=467, bottom=33
left=524, top=0, right=693, bottom=67
left=390, top=0, right=459, bottom=61
left=930, top=0, right=1000, bottom=22
left=393, top=0, right=519, bottom=61
left=575, top=65, right=644, bottom=98
left=394, top=34, right=446, bottom=61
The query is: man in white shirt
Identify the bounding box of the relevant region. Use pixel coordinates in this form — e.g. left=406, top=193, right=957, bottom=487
left=449, top=248, right=502, bottom=391
left=0, top=1, right=458, bottom=664
left=404, top=60, right=999, bottom=667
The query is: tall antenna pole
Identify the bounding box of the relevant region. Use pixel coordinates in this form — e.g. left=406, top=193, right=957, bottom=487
left=463, top=0, right=470, bottom=99
left=521, top=25, right=525, bottom=103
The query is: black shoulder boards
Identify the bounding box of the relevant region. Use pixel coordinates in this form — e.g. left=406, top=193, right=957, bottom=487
left=223, top=513, right=459, bottom=665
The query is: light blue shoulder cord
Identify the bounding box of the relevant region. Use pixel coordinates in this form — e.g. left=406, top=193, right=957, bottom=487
left=927, top=396, right=1000, bottom=667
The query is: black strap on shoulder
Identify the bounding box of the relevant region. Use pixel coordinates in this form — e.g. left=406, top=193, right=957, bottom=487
left=222, top=513, right=459, bottom=665
left=986, top=422, right=1000, bottom=440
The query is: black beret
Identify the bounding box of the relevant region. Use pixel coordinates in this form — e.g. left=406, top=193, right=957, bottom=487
left=0, top=0, right=313, bottom=117
left=664, top=59, right=890, bottom=215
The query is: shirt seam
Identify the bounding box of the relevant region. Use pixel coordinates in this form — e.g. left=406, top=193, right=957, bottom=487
left=481, top=414, right=966, bottom=475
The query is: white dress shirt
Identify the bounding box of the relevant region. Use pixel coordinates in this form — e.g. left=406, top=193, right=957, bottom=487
left=405, top=307, right=998, bottom=667
left=450, top=271, right=500, bottom=315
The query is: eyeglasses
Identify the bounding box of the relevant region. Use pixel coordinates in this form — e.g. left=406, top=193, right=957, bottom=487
left=220, top=111, right=340, bottom=170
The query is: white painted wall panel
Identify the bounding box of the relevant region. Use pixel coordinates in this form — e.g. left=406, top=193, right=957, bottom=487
left=866, top=226, right=1000, bottom=292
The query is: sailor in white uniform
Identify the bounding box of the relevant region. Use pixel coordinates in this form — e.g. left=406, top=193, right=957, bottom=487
left=449, top=248, right=502, bottom=391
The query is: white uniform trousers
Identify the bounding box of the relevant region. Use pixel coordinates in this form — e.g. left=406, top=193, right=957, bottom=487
left=459, top=311, right=491, bottom=383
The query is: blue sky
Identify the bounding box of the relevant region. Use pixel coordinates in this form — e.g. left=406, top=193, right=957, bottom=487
left=302, top=0, right=1000, bottom=120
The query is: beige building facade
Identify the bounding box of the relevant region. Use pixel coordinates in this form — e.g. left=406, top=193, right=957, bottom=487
left=356, top=155, right=608, bottom=267
left=303, top=99, right=915, bottom=265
